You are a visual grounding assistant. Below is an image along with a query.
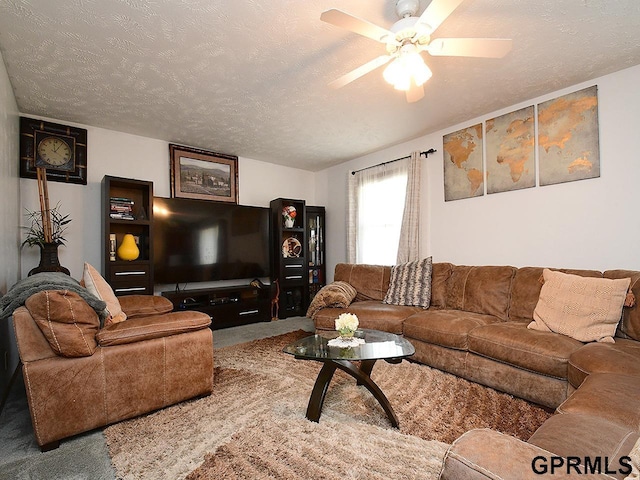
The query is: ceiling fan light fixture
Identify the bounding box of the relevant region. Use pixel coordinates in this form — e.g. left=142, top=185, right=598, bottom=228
left=383, top=52, right=432, bottom=91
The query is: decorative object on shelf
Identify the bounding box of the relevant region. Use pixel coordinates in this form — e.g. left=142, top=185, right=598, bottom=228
left=109, top=234, right=117, bottom=261
left=22, top=168, right=71, bottom=276
left=19, top=117, right=88, bottom=185
left=282, top=205, right=296, bottom=228
left=335, top=312, right=359, bottom=339
left=169, top=144, right=238, bottom=203
left=282, top=237, right=302, bottom=258
left=117, top=234, right=140, bottom=261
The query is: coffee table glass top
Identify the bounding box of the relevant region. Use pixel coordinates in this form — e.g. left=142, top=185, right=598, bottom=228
left=283, top=329, right=415, bottom=362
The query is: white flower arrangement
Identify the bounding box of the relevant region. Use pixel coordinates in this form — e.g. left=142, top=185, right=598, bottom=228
left=335, top=313, right=359, bottom=336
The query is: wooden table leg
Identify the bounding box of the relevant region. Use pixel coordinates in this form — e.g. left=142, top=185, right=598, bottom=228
left=306, top=361, right=338, bottom=422
left=306, top=359, right=400, bottom=428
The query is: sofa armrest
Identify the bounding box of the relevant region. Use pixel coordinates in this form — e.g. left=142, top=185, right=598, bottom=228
left=440, top=429, right=618, bottom=480
left=118, top=295, right=174, bottom=318
left=96, top=311, right=211, bottom=347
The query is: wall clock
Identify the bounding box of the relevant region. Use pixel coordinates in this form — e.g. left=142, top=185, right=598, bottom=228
left=20, top=117, right=88, bottom=185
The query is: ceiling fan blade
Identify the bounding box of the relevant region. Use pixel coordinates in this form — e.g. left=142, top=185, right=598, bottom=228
left=427, top=38, right=513, bottom=58
left=416, top=0, right=465, bottom=35
left=405, top=82, right=425, bottom=103
left=321, top=9, right=395, bottom=44
left=328, top=55, right=392, bottom=89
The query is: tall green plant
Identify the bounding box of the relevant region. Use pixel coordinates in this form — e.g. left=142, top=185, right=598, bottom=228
left=22, top=202, right=71, bottom=248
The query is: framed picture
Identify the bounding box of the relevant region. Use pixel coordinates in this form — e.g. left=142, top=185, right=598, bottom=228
left=169, top=144, right=238, bottom=203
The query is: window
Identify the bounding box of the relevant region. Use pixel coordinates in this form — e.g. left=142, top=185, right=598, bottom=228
left=348, top=160, right=409, bottom=265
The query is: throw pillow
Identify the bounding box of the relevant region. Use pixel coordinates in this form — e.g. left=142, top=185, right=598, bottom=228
left=25, top=290, right=99, bottom=357
left=82, top=262, right=126, bottom=326
left=528, top=269, right=631, bottom=343
left=383, top=257, right=432, bottom=309
left=305, top=281, right=357, bottom=319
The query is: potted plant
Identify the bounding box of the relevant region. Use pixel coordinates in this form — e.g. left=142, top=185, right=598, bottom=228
left=22, top=202, right=71, bottom=276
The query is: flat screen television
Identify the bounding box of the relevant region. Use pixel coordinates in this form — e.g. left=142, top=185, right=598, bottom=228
left=153, top=197, right=270, bottom=285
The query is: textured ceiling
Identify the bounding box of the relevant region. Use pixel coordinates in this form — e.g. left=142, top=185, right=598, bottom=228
left=0, top=0, right=639, bottom=171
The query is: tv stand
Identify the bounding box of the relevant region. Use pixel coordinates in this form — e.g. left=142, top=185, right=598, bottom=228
left=161, top=285, right=271, bottom=329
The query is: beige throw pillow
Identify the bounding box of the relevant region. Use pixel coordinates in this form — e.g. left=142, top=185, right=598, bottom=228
left=82, top=262, right=127, bottom=326
left=528, top=269, right=631, bottom=343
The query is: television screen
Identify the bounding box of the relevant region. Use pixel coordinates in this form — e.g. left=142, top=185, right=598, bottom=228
left=153, top=197, right=270, bottom=285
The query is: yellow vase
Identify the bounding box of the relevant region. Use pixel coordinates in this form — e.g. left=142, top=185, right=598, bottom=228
left=117, top=234, right=139, bottom=261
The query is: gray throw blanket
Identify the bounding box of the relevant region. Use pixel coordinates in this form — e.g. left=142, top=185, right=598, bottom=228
left=0, top=272, right=108, bottom=323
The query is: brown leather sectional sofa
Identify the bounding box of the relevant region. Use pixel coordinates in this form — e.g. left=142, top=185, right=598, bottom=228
left=312, top=262, right=640, bottom=479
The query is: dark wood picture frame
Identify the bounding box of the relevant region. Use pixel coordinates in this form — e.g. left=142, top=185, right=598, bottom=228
left=19, top=117, right=88, bottom=185
left=169, top=144, right=238, bottom=203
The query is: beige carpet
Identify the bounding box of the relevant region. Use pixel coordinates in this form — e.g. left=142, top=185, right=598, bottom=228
left=105, top=330, right=552, bottom=480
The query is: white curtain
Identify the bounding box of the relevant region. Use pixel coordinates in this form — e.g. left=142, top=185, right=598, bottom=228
left=396, top=151, right=422, bottom=263
left=347, top=159, right=410, bottom=265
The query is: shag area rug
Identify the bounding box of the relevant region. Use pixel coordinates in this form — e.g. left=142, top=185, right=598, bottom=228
left=104, top=330, right=552, bottom=480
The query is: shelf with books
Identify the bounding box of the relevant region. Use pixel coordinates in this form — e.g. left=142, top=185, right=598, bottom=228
left=102, top=175, right=154, bottom=296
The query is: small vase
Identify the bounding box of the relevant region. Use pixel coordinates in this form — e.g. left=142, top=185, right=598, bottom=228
left=117, top=234, right=140, bottom=261
left=284, top=217, right=295, bottom=228
left=28, top=242, right=70, bottom=276
left=339, top=330, right=355, bottom=340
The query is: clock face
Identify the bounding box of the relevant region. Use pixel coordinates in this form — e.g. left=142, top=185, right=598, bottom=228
left=36, top=134, right=74, bottom=171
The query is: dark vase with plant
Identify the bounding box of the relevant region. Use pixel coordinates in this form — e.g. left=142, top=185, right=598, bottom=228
left=22, top=202, right=71, bottom=276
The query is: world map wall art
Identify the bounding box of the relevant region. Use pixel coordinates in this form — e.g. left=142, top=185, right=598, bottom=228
left=443, top=123, right=484, bottom=201
left=442, top=85, right=599, bottom=201
left=486, top=106, right=535, bottom=194
left=538, top=85, right=600, bottom=186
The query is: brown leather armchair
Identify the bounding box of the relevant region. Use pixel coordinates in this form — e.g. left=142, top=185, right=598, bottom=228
left=12, top=293, right=213, bottom=451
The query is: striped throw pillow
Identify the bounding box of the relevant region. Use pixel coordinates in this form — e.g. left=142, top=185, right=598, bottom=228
left=383, top=257, right=432, bottom=308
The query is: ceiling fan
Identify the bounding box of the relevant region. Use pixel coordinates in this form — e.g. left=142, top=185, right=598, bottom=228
left=321, top=0, right=512, bottom=103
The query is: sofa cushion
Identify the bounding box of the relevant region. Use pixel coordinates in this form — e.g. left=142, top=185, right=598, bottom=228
left=403, top=309, right=500, bottom=350
left=25, top=290, right=99, bottom=357
left=82, top=262, right=126, bottom=326
left=468, top=322, right=583, bottom=379
left=529, top=413, right=638, bottom=479
left=557, top=373, right=640, bottom=430
left=383, top=257, right=432, bottom=308
left=430, top=262, right=453, bottom=309
left=445, top=265, right=516, bottom=321
left=568, top=339, right=640, bottom=388
left=509, top=267, right=603, bottom=322
left=605, top=270, right=640, bottom=342
left=312, top=301, right=420, bottom=335
left=334, top=263, right=391, bottom=302
left=529, top=269, right=630, bottom=343
left=96, top=311, right=211, bottom=346
left=117, top=295, right=174, bottom=318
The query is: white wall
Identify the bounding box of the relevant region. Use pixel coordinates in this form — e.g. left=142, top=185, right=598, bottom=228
left=20, top=123, right=317, bottom=279
left=317, top=64, right=640, bottom=280
left=0, top=49, right=21, bottom=395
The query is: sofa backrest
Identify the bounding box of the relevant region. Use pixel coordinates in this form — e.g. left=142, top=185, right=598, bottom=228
left=334, top=263, right=391, bottom=301
left=445, top=265, right=516, bottom=321
left=605, top=269, right=640, bottom=341
left=508, top=267, right=602, bottom=323
left=431, top=262, right=453, bottom=309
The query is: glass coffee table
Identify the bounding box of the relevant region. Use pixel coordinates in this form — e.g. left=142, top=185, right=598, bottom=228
left=283, top=329, right=415, bottom=427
